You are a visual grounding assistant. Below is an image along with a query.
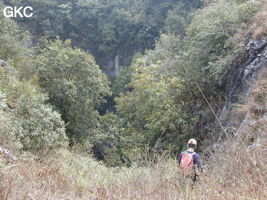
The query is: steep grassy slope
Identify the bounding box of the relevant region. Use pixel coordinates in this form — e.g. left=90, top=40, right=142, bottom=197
left=0, top=1, right=266, bottom=199
left=0, top=68, right=266, bottom=199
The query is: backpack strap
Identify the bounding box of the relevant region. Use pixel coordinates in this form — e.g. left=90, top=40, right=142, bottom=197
left=186, top=151, right=196, bottom=156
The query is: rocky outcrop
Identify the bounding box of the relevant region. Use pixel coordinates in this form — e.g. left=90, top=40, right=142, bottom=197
left=220, top=37, right=267, bottom=124
left=223, top=38, right=267, bottom=108
left=205, top=37, right=267, bottom=154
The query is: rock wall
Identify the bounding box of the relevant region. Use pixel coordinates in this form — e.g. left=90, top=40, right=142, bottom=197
left=225, top=38, right=267, bottom=107
left=218, top=37, right=267, bottom=139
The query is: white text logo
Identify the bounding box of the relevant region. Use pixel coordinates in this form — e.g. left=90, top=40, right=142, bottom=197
left=3, top=6, right=33, bottom=18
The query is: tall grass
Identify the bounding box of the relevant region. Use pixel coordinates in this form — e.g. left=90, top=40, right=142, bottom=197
left=0, top=71, right=266, bottom=200
left=0, top=147, right=265, bottom=200
left=1, top=136, right=266, bottom=200
left=0, top=52, right=266, bottom=200
left=1, top=80, right=266, bottom=199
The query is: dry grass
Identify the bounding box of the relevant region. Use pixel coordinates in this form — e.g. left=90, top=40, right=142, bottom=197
left=0, top=61, right=266, bottom=200
left=249, top=0, right=267, bottom=39
left=1, top=134, right=266, bottom=200
left=0, top=151, right=196, bottom=200
left=0, top=69, right=266, bottom=199
left=200, top=68, right=267, bottom=200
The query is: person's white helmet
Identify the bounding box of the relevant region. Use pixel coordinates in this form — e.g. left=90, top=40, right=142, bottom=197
left=187, top=138, right=197, bottom=146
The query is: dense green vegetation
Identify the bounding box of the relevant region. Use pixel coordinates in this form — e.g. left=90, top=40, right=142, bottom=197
left=6, top=0, right=202, bottom=70
left=106, top=0, right=260, bottom=164
left=35, top=39, right=110, bottom=143
left=0, top=0, right=262, bottom=167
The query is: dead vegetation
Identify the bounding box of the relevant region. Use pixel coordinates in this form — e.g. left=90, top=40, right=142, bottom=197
left=0, top=69, right=266, bottom=200
left=249, top=0, right=267, bottom=39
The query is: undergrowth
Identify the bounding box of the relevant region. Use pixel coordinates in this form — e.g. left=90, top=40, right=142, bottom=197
left=0, top=69, right=266, bottom=200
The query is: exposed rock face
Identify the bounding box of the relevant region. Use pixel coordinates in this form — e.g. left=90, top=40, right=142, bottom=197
left=207, top=38, right=267, bottom=152
left=223, top=38, right=267, bottom=110
left=220, top=37, right=267, bottom=122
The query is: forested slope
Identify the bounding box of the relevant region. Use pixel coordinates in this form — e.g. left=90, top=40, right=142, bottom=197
left=0, top=0, right=266, bottom=199
left=5, top=0, right=201, bottom=75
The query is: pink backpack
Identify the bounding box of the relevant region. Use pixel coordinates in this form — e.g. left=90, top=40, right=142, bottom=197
left=179, top=152, right=195, bottom=171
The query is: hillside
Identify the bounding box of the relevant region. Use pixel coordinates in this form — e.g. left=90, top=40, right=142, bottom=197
left=0, top=0, right=266, bottom=199
left=0, top=69, right=266, bottom=199
left=6, top=0, right=202, bottom=76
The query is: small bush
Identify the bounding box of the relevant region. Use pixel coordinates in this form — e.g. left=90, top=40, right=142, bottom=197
left=16, top=92, right=68, bottom=151
left=0, top=68, right=68, bottom=152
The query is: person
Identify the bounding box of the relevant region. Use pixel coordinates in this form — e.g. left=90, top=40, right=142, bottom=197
left=178, top=138, right=203, bottom=181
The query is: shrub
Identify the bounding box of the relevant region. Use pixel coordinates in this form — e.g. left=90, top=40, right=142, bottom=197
left=16, top=89, right=68, bottom=151
left=0, top=67, right=68, bottom=151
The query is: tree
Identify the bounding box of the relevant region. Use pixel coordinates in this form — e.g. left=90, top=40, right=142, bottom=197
left=112, top=0, right=260, bottom=160
left=10, top=0, right=202, bottom=72
left=115, top=53, right=197, bottom=158
left=35, top=39, right=111, bottom=142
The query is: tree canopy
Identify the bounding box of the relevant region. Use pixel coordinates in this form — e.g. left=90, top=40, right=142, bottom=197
left=35, top=39, right=111, bottom=142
